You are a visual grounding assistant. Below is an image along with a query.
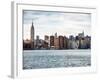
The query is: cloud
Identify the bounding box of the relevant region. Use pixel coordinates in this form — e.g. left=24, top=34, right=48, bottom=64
left=23, top=10, right=91, bottom=40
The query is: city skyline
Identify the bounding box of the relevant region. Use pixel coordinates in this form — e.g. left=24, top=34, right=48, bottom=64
left=23, top=21, right=91, bottom=50
left=23, top=10, right=91, bottom=40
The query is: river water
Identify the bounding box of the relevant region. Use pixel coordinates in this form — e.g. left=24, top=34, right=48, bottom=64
left=23, top=50, right=91, bottom=69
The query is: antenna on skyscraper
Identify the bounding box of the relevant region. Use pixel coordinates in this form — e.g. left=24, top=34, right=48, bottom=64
left=32, top=19, right=34, bottom=24
left=31, top=19, right=34, bottom=28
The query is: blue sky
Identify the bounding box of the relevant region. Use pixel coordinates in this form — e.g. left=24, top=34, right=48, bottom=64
left=23, top=10, right=91, bottom=40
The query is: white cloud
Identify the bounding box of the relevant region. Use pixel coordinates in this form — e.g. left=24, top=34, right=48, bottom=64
left=23, top=10, right=91, bottom=40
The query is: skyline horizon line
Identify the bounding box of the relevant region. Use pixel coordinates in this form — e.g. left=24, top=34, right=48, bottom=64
left=23, top=32, right=91, bottom=40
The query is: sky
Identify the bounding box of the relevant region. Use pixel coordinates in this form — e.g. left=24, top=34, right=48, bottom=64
left=23, top=10, right=91, bottom=40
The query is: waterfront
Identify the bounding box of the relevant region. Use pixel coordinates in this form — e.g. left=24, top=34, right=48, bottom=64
left=23, top=50, right=91, bottom=69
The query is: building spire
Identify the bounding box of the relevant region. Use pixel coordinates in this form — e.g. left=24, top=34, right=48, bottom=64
left=32, top=21, right=33, bottom=26
left=31, top=20, right=34, bottom=29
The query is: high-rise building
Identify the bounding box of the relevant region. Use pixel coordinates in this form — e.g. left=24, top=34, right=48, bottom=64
left=35, top=35, right=40, bottom=48
left=63, top=36, right=68, bottom=49
left=59, top=36, right=64, bottom=49
left=36, top=35, right=39, bottom=40
left=85, top=36, right=91, bottom=49
left=68, top=35, right=79, bottom=49
left=44, top=35, right=49, bottom=48
left=30, top=22, right=35, bottom=49
left=54, top=32, right=59, bottom=49
left=78, top=31, right=86, bottom=49
left=75, top=36, right=79, bottom=49
left=69, top=35, right=74, bottom=40
left=54, top=37, right=59, bottom=49
left=44, top=35, right=49, bottom=41
left=50, top=36, right=54, bottom=48
left=43, top=41, right=48, bottom=49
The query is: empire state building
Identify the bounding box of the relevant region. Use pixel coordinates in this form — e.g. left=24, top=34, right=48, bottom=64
left=30, top=22, right=35, bottom=49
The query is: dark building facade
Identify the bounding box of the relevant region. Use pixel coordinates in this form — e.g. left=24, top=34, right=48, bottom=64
left=59, top=36, right=64, bottom=49
left=63, top=36, right=68, bottom=49
left=43, top=41, right=49, bottom=49
left=50, top=36, right=54, bottom=48
left=23, top=40, right=31, bottom=50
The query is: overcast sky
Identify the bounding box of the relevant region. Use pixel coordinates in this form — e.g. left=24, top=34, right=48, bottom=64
left=23, top=10, right=91, bottom=40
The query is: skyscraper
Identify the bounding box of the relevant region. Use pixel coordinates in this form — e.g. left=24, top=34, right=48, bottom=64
left=50, top=36, right=54, bottom=48
left=35, top=35, right=40, bottom=49
left=44, top=35, right=49, bottom=47
left=44, top=35, right=49, bottom=41
left=54, top=37, right=59, bottom=49
left=54, top=33, right=59, bottom=49
left=63, top=36, right=68, bottom=49
left=59, top=36, right=64, bottom=49
left=30, top=22, right=35, bottom=49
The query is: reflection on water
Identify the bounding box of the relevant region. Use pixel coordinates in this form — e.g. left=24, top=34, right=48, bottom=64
left=23, top=50, right=91, bottom=69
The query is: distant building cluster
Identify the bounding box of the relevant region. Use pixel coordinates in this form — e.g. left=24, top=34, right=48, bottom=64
left=23, top=22, right=91, bottom=50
